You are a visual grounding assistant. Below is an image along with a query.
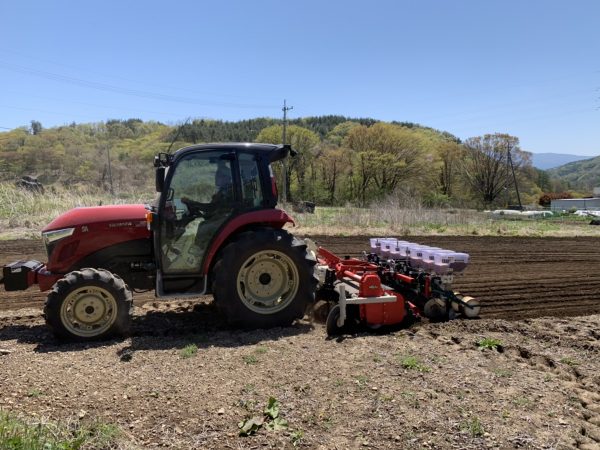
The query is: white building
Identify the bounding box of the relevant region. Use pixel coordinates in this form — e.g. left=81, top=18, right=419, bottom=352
left=551, top=197, right=600, bottom=211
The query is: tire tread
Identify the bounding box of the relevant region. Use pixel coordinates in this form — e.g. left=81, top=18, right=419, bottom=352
left=44, top=268, right=133, bottom=341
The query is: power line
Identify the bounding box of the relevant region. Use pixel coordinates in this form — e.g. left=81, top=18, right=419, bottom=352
left=0, top=103, right=118, bottom=122
left=0, top=60, right=279, bottom=109
left=0, top=47, right=271, bottom=103
left=2, top=89, right=197, bottom=119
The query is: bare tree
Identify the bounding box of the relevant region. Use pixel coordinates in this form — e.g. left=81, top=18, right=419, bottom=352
left=461, top=133, right=527, bottom=206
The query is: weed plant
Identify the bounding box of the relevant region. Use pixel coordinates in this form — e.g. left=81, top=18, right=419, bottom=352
left=180, top=344, right=198, bottom=359
left=476, top=338, right=503, bottom=351
left=0, top=410, right=120, bottom=449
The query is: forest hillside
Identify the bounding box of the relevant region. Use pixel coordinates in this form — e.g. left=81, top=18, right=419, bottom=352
left=0, top=116, right=586, bottom=208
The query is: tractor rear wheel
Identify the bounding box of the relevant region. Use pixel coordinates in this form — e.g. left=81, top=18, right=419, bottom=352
left=44, top=268, right=133, bottom=341
left=212, top=229, right=317, bottom=328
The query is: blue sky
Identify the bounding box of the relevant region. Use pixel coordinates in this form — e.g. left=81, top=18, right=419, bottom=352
left=1, top=0, right=599, bottom=155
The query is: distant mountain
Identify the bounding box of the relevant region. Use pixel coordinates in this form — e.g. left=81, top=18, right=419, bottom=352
left=531, top=153, right=590, bottom=170
left=548, top=155, right=600, bottom=191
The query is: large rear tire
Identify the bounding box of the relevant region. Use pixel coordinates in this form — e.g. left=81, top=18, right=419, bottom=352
left=44, top=268, right=133, bottom=341
left=212, top=229, right=317, bottom=328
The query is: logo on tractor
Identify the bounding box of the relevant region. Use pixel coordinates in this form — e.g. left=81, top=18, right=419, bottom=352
left=108, top=221, right=133, bottom=228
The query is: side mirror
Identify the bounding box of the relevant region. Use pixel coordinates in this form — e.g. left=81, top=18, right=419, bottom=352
left=155, top=167, right=165, bottom=192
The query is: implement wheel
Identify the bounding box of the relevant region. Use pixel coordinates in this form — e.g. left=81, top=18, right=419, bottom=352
left=212, top=229, right=317, bottom=328
left=326, top=304, right=345, bottom=336
left=44, top=268, right=132, bottom=341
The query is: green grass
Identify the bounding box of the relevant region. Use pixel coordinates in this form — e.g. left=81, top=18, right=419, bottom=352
left=460, top=416, right=484, bottom=437
left=492, top=368, right=512, bottom=378
left=243, top=355, right=258, bottom=365
left=26, top=389, right=43, bottom=398
left=290, top=430, right=304, bottom=446
left=180, top=344, right=198, bottom=359
left=0, top=410, right=121, bottom=450
left=398, top=355, right=431, bottom=372
left=355, top=375, right=368, bottom=386
left=559, top=357, right=579, bottom=366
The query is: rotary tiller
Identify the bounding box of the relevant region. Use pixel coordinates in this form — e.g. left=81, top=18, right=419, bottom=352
left=313, top=238, right=480, bottom=336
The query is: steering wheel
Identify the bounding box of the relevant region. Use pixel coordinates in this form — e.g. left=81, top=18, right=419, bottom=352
left=180, top=197, right=208, bottom=218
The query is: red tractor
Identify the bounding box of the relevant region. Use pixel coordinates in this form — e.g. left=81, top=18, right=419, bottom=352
left=1, top=143, right=317, bottom=340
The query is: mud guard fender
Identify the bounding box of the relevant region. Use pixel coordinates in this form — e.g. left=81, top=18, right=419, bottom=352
left=201, top=209, right=295, bottom=275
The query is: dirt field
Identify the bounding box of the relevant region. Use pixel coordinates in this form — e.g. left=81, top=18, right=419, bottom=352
left=1, top=236, right=600, bottom=449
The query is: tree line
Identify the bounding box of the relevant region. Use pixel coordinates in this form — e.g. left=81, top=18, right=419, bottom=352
left=0, top=116, right=576, bottom=208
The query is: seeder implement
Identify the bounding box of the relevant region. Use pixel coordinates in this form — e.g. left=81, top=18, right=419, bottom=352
left=313, top=238, right=480, bottom=336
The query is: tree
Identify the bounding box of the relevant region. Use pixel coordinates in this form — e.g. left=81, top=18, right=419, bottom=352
left=325, top=121, right=360, bottom=146
left=437, top=141, right=463, bottom=197
left=345, top=123, right=428, bottom=205
left=255, top=125, right=319, bottom=201
left=461, top=133, right=530, bottom=206
left=534, top=168, right=552, bottom=193
left=315, top=144, right=351, bottom=204
left=30, top=120, right=43, bottom=135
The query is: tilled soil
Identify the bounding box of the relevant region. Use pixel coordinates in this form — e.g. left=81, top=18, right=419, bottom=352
left=1, top=236, right=600, bottom=449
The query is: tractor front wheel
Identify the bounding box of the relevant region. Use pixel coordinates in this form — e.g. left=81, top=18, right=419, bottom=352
left=44, top=268, right=133, bottom=341
left=212, top=229, right=317, bottom=328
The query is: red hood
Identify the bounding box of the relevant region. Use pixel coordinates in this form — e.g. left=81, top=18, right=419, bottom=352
left=42, top=204, right=148, bottom=232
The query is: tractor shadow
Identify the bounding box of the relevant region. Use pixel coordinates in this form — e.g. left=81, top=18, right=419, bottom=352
left=0, top=301, right=314, bottom=355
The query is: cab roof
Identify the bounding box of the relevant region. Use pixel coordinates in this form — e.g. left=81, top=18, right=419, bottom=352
left=172, top=143, right=293, bottom=163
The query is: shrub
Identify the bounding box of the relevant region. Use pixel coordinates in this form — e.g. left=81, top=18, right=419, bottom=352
left=538, top=192, right=572, bottom=207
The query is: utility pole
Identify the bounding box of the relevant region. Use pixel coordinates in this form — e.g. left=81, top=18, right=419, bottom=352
left=508, top=149, right=523, bottom=211
left=505, top=143, right=510, bottom=208
left=106, top=145, right=114, bottom=195
left=281, top=99, right=293, bottom=203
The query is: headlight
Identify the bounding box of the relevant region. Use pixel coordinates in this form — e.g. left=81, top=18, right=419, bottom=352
left=42, top=228, right=75, bottom=246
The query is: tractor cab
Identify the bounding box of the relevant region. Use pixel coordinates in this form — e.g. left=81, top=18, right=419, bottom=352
left=151, top=143, right=296, bottom=296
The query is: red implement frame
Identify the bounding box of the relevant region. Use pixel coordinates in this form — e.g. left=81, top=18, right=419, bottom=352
left=317, top=247, right=411, bottom=326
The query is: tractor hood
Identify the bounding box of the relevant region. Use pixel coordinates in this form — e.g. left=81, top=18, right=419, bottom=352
left=41, top=204, right=151, bottom=274
left=42, top=204, right=148, bottom=232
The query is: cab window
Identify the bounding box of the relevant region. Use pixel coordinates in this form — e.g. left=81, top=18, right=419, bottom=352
left=238, top=153, right=263, bottom=208
left=160, top=152, right=235, bottom=274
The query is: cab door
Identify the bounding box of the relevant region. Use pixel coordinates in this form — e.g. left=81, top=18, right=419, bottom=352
left=156, top=151, right=238, bottom=293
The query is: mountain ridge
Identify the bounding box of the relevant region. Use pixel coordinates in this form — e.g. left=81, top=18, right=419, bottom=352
left=548, top=154, right=600, bottom=191
left=530, top=152, right=591, bottom=170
